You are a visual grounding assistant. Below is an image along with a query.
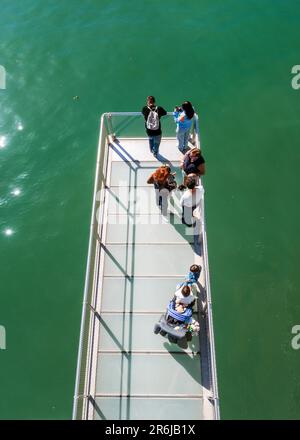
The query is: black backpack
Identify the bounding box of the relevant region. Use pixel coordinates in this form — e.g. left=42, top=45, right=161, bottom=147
left=154, top=174, right=177, bottom=192
left=164, top=174, right=177, bottom=191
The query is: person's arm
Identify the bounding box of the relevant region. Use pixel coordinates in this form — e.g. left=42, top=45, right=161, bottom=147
left=180, top=151, right=189, bottom=169
left=173, top=111, right=185, bottom=124
left=159, top=107, right=167, bottom=117
left=147, top=172, right=155, bottom=184
left=190, top=299, right=196, bottom=308
left=141, top=106, right=148, bottom=119
left=197, top=163, right=205, bottom=175
left=173, top=110, right=179, bottom=122
left=173, top=107, right=184, bottom=122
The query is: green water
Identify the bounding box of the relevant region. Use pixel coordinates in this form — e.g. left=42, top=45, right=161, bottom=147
left=1, top=0, right=300, bottom=420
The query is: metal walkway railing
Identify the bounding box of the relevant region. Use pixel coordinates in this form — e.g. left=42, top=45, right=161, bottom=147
left=72, top=112, right=220, bottom=420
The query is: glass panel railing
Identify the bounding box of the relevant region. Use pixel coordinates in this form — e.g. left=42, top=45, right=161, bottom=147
left=104, top=112, right=199, bottom=144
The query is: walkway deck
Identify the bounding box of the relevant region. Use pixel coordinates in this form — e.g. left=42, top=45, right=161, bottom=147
left=73, top=113, right=219, bottom=420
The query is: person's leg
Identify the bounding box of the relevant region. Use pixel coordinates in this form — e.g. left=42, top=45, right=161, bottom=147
left=154, top=186, right=160, bottom=208
left=183, top=128, right=191, bottom=151
left=176, top=127, right=186, bottom=153
left=160, top=188, right=169, bottom=216
left=152, top=135, right=161, bottom=156
left=148, top=136, right=154, bottom=153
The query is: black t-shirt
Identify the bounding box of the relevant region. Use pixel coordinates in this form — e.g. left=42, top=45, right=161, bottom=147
left=142, top=105, right=167, bottom=136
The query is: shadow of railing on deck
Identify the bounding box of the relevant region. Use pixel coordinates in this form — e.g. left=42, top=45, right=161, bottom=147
left=88, top=396, right=107, bottom=420
left=99, top=242, right=133, bottom=280
left=111, top=140, right=141, bottom=164
left=105, top=187, right=135, bottom=218
left=95, top=312, right=129, bottom=355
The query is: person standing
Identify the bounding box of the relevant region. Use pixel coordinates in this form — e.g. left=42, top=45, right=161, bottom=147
left=173, top=101, right=195, bottom=153
left=147, top=165, right=177, bottom=216
left=180, top=175, right=204, bottom=227
left=142, top=96, right=167, bottom=158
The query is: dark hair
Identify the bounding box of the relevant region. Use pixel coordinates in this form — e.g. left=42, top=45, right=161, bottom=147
left=181, top=285, right=191, bottom=297
left=182, top=101, right=194, bottom=119
left=147, top=96, right=155, bottom=104
left=190, top=264, right=201, bottom=273
left=186, top=176, right=197, bottom=189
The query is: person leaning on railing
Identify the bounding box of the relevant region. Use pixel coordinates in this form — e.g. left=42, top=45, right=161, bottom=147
left=178, top=147, right=205, bottom=190
left=142, top=96, right=167, bottom=158
left=173, top=101, right=195, bottom=153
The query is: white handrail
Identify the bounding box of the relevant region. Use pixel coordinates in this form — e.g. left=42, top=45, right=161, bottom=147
left=72, top=114, right=106, bottom=420
left=200, top=198, right=220, bottom=418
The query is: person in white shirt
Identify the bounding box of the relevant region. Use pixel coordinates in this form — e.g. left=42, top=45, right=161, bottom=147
left=174, top=285, right=196, bottom=313
left=180, top=175, right=204, bottom=227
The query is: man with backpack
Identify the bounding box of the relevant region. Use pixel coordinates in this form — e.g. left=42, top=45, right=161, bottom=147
left=142, top=96, right=167, bottom=158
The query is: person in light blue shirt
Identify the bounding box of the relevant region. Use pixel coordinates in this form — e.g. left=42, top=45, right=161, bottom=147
left=173, top=101, right=195, bottom=153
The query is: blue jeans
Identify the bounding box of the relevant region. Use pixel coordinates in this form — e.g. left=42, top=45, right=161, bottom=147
left=176, top=127, right=191, bottom=153
left=149, top=135, right=161, bottom=155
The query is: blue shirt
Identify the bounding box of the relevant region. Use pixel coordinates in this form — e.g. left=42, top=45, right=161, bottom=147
left=173, top=110, right=193, bottom=129
left=177, top=270, right=200, bottom=289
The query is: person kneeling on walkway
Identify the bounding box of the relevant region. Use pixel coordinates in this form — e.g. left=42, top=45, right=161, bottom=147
left=178, top=264, right=201, bottom=288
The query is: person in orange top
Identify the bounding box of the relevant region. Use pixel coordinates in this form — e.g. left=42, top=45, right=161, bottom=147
left=147, top=165, right=177, bottom=216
